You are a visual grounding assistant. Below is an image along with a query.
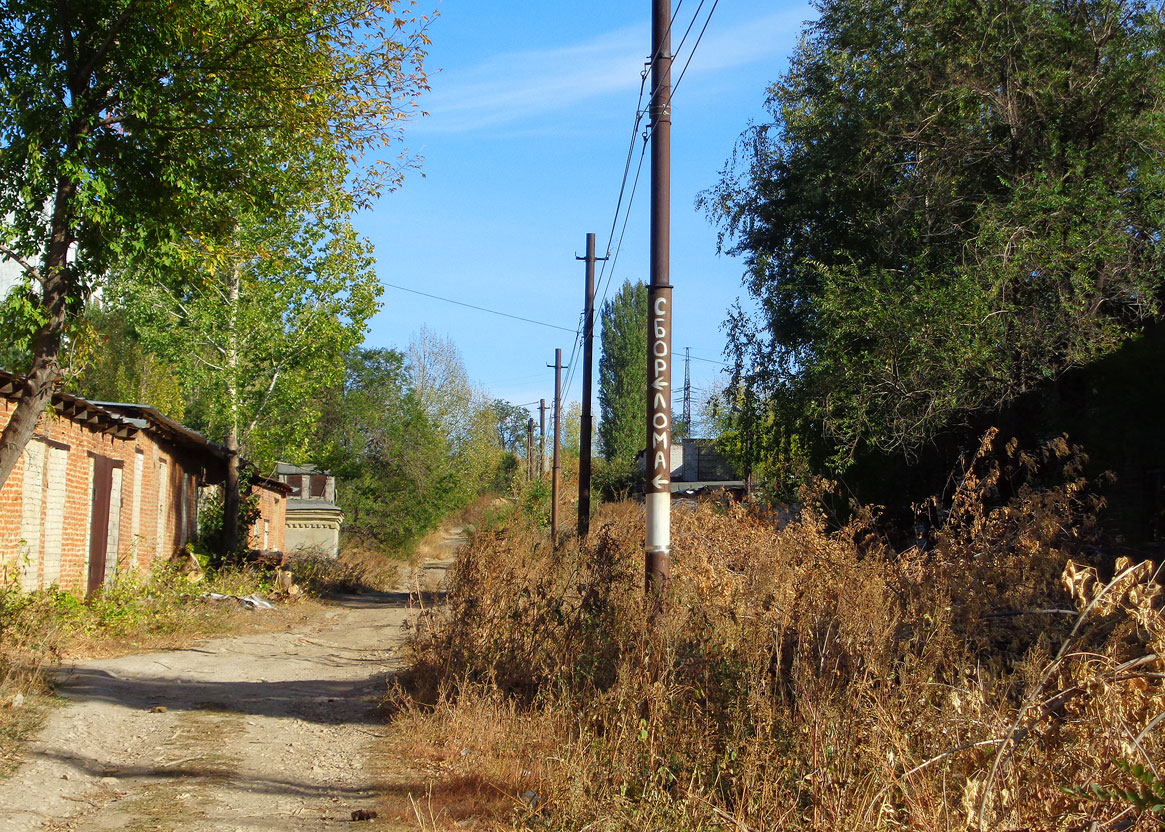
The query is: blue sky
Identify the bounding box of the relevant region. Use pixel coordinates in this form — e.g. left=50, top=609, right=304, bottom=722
left=357, top=0, right=818, bottom=422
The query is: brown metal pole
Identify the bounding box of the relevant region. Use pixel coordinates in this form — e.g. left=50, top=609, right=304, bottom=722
left=527, top=417, right=535, bottom=481
left=547, top=347, right=566, bottom=540
left=645, top=0, right=673, bottom=602
left=539, top=398, right=547, bottom=476
left=549, top=349, right=564, bottom=543
left=576, top=233, right=606, bottom=540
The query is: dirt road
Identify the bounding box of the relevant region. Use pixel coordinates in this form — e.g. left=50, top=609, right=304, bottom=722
left=0, top=551, right=459, bottom=832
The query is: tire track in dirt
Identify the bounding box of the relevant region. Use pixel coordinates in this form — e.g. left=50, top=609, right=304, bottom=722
left=0, top=549, right=459, bottom=832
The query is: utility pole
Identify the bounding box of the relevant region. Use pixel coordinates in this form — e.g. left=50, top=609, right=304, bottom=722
left=645, top=0, right=673, bottom=604
left=576, top=232, right=607, bottom=541
left=549, top=349, right=565, bottom=544
left=527, top=417, right=536, bottom=481
left=683, top=347, right=691, bottom=436
left=539, top=398, right=548, bottom=475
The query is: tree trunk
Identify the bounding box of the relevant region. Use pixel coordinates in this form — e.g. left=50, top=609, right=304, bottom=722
left=0, top=178, right=78, bottom=492
left=221, top=263, right=242, bottom=555
left=224, top=428, right=240, bottom=555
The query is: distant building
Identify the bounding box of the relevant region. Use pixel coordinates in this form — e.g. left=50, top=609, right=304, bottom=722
left=0, top=255, right=24, bottom=301
left=636, top=437, right=745, bottom=497
left=274, top=463, right=343, bottom=557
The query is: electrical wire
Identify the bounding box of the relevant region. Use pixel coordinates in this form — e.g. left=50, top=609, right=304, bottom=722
left=561, top=1, right=705, bottom=403
left=383, top=282, right=577, bottom=334
left=591, top=137, right=648, bottom=328
left=669, top=0, right=720, bottom=104
left=587, top=0, right=692, bottom=327
left=597, top=0, right=723, bottom=319
left=669, top=0, right=707, bottom=78
left=645, top=0, right=721, bottom=144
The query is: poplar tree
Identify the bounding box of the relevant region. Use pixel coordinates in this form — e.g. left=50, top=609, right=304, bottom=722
left=113, top=204, right=380, bottom=552
left=598, top=280, right=649, bottom=464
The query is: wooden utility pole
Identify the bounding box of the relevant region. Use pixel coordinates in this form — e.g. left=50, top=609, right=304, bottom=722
left=539, top=398, right=548, bottom=475
left=576, top=232, right=607, bottom=540
left=549, top=349, right=565, bottom=543
left=645, top=0, right=673, bottom=602
left=527, top=417, right=536, bottom=481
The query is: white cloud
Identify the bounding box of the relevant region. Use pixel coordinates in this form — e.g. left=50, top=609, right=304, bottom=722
left=418, top=10, right=804, bottom=134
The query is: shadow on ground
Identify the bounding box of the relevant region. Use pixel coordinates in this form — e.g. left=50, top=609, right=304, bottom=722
left=53, top=667, right=391, bottom=725
left=46, top=588, right=451, bottom=726
left=33, top=748, right=378, bottom=799
left=321, top=588, right=445, bottom=610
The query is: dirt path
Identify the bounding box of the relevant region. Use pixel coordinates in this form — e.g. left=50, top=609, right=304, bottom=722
left=0, top=539, right=464, bottom=832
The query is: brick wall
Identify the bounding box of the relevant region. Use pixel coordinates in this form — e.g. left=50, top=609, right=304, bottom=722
left=2, top=387, right=291, bottom=591
left=250, top=486, right=287, bottom=552
left=0, top=398, right=212, bottom=594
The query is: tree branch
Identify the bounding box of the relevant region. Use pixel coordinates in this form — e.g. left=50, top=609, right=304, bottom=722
left=75, top=2, right=139, bottom=89
left=0, top=245, right=45, bottom=285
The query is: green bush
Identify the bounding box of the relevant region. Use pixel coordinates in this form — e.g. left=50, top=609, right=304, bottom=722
left=592, top=456, right=639, bottom=502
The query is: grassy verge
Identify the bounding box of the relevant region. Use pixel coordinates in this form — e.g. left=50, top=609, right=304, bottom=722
left=0, top=536, right=416, bottom=777
left=0, top=563, right=286, bottom=774
left=383, top=433, right=1165, bottom=831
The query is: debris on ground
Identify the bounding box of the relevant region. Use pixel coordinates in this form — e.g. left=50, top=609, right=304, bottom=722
left=203, top=593, right=275, bottom=610
left=169, top=548, right=205, bottom=582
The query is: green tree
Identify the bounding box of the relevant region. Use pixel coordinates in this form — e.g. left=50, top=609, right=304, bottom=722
left=560, top=400, right=583, bottom=460
left=702, top=0, right=1165, bottom=470
left=491, top=398, right=532, bottom=456
left=0, top=0, right=429, bottom=490
left=316, top=348, right=460, bottom=554
left=115, top=206, right=380, bottom=552
left=598, top=280, right=649, bottom=463
left=68, top=302, right=185, bottom=419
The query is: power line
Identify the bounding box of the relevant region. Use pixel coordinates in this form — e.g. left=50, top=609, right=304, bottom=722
left=595, top=0, right=723, bottom=351
left=563, top=60, right=652, bottom=401
left=669, top=0, right=719, bottom=103
left=563, top=1, right=709, bottom=402
left=383, top=282, right=576, bottom=334
left=670, top=0, right=707, bottom=74
left=647, top=0, right=721, bottom=143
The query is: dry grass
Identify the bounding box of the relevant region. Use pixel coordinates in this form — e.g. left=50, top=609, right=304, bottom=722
left=387, top=432, right=1165, bottom=830
left=376, top=686, right=567, bottom=829
left=288, top=543, right=405, bottom=594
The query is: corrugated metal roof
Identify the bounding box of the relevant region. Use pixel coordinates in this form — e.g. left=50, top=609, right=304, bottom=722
left=0, top=370, right=290, bottom=494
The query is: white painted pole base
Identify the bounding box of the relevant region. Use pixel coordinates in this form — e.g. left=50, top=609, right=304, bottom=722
left=645, top=491, right=671, bottom=553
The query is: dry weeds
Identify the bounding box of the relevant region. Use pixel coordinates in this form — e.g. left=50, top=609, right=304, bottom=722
left=288, top=543, right=404, bottom=594
left=388, top=433, right=1165, bottom=830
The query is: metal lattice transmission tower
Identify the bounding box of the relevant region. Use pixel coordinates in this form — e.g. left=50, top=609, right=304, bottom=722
left=683, top=347, right=691, bottom=434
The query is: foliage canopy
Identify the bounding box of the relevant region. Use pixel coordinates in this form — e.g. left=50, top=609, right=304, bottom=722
left=0, top=0, right=430, bottom=489
left=702, top=0, right=1165, bottom=470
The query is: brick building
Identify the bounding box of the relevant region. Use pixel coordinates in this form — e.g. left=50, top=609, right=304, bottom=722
left=0, top=371, right=289, bottom=594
